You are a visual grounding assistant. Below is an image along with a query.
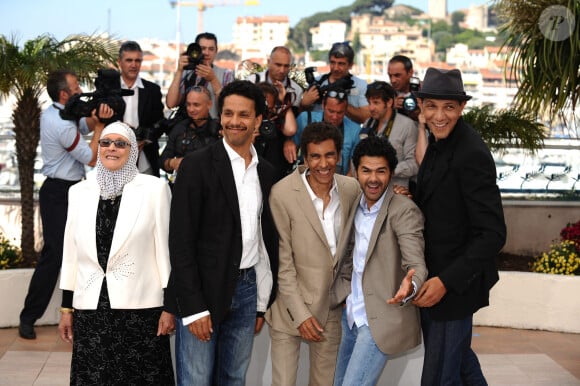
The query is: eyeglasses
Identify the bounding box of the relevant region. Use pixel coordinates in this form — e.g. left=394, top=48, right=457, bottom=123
left=99, top=139, right=131, bottom=149
left=326, top=90, right=348, bottom=101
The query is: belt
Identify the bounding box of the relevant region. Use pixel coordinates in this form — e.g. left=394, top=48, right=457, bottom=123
left=238, top=266, right=254, bottom=277
left=44, top=177, right=81, bottom=186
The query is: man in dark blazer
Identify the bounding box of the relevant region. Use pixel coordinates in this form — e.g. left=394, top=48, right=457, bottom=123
left=117, top=41, right=165, bottom=176
left=412, top=68, right=506, bottom=385
left=168, top=80, right=278, bottom=385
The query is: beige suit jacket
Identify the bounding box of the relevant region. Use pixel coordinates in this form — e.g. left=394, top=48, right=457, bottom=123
left=266, top=167, right=360, bottom=335
left=331, top=186, right=428, bottom=355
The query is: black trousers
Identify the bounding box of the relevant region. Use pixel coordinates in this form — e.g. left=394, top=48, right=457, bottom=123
left=20, top=177, right=79, bottom=325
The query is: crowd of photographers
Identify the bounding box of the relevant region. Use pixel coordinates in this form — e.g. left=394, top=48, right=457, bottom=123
left=54, top=37, right=424, bottom=186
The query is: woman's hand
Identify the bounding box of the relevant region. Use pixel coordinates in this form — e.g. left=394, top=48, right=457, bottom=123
left=58, top=313, right=74, bottom=343
left=157, top=311, right=176, bottom=336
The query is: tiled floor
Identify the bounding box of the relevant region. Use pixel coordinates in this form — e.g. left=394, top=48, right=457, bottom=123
left=0, top=325, right=579, bottom=385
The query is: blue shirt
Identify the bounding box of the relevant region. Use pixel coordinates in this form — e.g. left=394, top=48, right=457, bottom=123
left=346, top=190, right=387, bottom=328
left=293, top=110, right=361, bottom=175
left=39, top=103, right=93, bottom=181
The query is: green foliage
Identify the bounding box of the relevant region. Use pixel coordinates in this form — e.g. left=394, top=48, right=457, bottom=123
left=0, top=33, right=118, bottom=265
left=496, top=0, right=580, bottom=115
left=288, top=0, right=395, bottom=51
left=0, top=233, right=23, bottom=270
left=463, top=105, right=546, bottom=153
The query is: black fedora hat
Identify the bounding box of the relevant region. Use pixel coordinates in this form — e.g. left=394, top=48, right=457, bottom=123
left=415, top=68, right=472, bottom=101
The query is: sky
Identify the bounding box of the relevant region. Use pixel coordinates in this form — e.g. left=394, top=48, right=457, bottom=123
left=1, top=0, right=488, bottom=46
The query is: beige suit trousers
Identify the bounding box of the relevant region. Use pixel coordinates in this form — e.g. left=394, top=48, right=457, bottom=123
left=270, top=307, right=341, bottom=386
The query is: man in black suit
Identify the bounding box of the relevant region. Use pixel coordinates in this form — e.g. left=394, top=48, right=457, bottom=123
left=118, top=41, right=165, bottom=176
left=412, top=68, right=506, bottom=386
left=168, top=80, right=278, bottom=385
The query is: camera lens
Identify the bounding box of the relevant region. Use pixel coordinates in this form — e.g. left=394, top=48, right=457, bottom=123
left=403, top=96, right=417, bottom=111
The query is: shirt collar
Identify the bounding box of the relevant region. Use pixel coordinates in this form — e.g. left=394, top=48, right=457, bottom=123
left=301, top=168, right=339, bottom=202
left=222, top=138, right=259, bottom=167
left=358, top=187, right=387, bottom=213
left=120, top=76, right=144, bottom=90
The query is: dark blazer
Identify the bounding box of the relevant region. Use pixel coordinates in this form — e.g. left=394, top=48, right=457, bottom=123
left=415, top=118, right=506, bottom=321
left=120, top=78, right=165, bottom=176
left=167, top=140, right=279, bottom=324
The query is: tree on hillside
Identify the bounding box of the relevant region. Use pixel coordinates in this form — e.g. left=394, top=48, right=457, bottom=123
left=289, top=0, right=394, bottom=51
left=451, top=11, right=466, bottom=34
left=495, top=0, right=580, bottom=120
left=0, top=34, right=117, bottom=265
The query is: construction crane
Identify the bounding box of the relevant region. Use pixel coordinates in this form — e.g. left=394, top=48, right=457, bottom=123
left=169, top=0, right=259, bottom=35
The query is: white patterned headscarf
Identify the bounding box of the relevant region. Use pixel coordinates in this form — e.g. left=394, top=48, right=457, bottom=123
left=96, top=121, right=139, bottom=200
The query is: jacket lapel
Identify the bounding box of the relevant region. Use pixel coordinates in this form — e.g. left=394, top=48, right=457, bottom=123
left=291, top=168, right=331, bottom=251
left=365, top=187, right=395, bottom=263
left=108, top=178, right=143, bottom=259
left=214, top=142, right=242, bottom=225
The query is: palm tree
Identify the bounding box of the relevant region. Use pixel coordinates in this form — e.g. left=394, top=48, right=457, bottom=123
left=495, top=0, right=580, bottom=118
left=0, top=34, right=118, bottom=265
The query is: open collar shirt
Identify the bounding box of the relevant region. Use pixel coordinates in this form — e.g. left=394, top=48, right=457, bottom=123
left=300, top=169, right=341, bottom=256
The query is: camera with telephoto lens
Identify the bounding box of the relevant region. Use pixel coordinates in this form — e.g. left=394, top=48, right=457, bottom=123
left=402, top=76, right=421, bottom=112
left=304, top=67, right=354, bottom=104
left=59, top=69, right=133, bottom=124
left=183, top=42, right=204, bottom=71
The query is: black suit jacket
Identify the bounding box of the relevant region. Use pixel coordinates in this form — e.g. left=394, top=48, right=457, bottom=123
left=415, top=118, right=506, bottom=321
left=167, top=140, right=279, bottom=324
left=120, top=78, right=165, bottom=176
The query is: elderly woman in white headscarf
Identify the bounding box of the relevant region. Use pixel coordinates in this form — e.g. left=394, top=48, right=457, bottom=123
left=58, top=121, right=175, bottom=385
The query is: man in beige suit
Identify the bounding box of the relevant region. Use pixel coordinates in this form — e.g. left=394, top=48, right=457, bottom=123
left=331, top=135, right=427, bottom=386
left=266, top=122, right=360, bottom=386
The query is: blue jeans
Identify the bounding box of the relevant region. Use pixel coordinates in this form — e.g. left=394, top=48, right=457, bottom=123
left=420, top=310, right=487, bottom=386
left=333, top=309, right=389, bottom=386
left=175, top=268, right=257, bottom=386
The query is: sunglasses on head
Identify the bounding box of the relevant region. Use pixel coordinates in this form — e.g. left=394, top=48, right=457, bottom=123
left=330, top=41, right=351, bottom=56
left=326, top=90, right=348, bottom=101
left=98, top=139, right=131, bottom=149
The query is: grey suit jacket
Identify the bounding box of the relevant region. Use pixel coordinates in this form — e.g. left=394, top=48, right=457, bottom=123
left=331, top=186, right=428, bottom=355
left=265, top=166, right=360, bottom=335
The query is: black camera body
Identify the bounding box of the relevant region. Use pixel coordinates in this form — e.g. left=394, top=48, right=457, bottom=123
left=183, top=42, right=204, bottom=71
left=60, top=69, right=134, bottom=124
left=259, top=119, right=277, bottom=139
left=304, top=67, right=354, bottom=104
left=402, top=76, right=421, bottom=112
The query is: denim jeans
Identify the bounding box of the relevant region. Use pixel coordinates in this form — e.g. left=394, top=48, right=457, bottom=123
left=175, top=268, right=257, bottom=386
left=420, top=310, right=488, bottom=386
left=333, top=309, right=389, bottom=386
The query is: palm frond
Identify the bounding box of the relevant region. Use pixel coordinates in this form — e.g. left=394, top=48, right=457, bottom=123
left=464, top=105, right=547, bottom=154
left=496, top=0, right=580, bottom=116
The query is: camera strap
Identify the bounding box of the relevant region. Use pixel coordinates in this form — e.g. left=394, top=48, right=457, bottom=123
left=65, top=131, right=81, bottom=152
left=376, top=111, right=396, bottom=139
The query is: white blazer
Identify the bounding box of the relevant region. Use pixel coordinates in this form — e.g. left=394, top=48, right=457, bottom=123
left=60, top=173, right=172, bottom=310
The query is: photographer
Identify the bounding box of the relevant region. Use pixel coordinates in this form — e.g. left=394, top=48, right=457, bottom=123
left=166, top=32, right=234, bottom=119
left=285, top=85, right=360, bottom=175
left=360, top=81, right=419, bottom=188
left=118, top=41, right=165, bottom=177
left=247, top=46, right=303, bottom=115
left=254, top=82, right=297, bottom=181
left=159, top=86, right=220, bottom=183
left=300, top=42, right=369, bottom=124
left=388, top=55, right=421, bottom=122
left=19, top=70, right=113, bottom=340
